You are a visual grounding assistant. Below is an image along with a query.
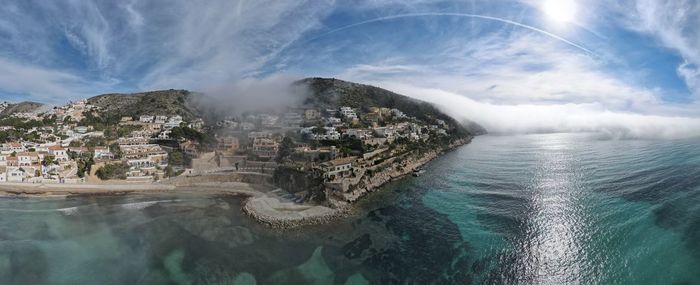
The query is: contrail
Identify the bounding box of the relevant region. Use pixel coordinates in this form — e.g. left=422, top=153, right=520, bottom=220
left=308, top=12, right=595, bottom=55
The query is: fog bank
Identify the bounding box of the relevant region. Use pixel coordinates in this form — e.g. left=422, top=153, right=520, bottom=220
left=196, top=75, right=308, bottom=118
left=383, top=83, right=700, bottom=140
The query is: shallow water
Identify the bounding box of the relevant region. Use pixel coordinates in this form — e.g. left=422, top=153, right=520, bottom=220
left=1, top=133, right=699, bottom=284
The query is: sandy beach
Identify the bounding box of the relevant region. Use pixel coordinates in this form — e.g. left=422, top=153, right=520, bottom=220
left=0, top=177, right=343, bottom=229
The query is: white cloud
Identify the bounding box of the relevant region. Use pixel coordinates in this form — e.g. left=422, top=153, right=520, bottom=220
left=373, top=82, right=700, bottom=139
left=340, top=33, right=663, bottom=110
left=137, top=0, right=334, bottom=90
left=0, top=0, right=335, bottom=100
left=335, top=31, right=700, bottom=139
left=0, top=57, right=109, bottom=102
left=624, top=0, right=700, bottom=96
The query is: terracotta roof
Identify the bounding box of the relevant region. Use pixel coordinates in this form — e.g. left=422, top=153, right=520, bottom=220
left=48, top=145, right=65, bottom=150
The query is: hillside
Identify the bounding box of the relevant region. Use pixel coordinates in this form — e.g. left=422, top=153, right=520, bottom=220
left=87, top=90, right=205, bottom=121
left=299, top=77, right=478, bottom=137
left=0, top=101, right=44, bottom=117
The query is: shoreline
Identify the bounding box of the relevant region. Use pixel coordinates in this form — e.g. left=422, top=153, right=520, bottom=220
left=243, top=137, right=471, bottom=229
left=0, top=138, right=470, bottom=229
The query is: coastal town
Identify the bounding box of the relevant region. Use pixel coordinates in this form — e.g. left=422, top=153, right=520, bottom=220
left=0, top=94, right=465, bottom=207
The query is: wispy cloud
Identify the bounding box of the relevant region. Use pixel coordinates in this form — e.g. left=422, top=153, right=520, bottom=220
left=622, top=0, right=700, bottom=97
left=0, top=0, right=697, bottom=139
left=340, top=33, right=661, bottom=109
left=335, top=30, right=700, bottom=138
left=0, top=0, right=334, bottom=101
left=0, top=57, right=111, bottom=103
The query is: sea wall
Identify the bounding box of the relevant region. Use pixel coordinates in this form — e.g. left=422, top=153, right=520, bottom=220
left=241, top=195, right=346, bottom=229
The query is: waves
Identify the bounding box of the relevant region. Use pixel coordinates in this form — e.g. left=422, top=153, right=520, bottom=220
left=0, top=198, right=181, bottom=216
left=120, top=199, right=179, bottom=210
left=56, top=206, right=80, bottom=216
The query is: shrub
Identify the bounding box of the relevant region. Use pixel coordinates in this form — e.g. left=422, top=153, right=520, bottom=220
left=96, top=163, right=129, bottom=180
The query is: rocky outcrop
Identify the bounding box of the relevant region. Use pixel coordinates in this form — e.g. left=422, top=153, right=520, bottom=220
left=242, top=138, right=471, bottom=229
left=330, top=138, right=471, bottom=206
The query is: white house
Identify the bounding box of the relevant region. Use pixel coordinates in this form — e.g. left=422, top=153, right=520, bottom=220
left=320, top=157, right=357, bottom=179
left=17, top=153, right=33, bottom=166
left=6, top=167, right=24, bottom=182
left=340, top=107, right=357, bottom=119
left=345, top=129, right=370, bottom=139
left=1, top=142, right=25, bottom=154
left=93, top=146, right=114, bottom=160
left=157, top=130, right=171, bottom=139
left=163, top=115, right=183, bottom=129
left=154, top=115, right=168, bottom=124
left=48, top=145, right=68, bottom=161
left=139, top=115, right=155, bottom=123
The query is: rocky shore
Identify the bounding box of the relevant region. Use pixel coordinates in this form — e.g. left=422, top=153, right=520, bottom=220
left=243, top=137, right=471, bottom=229
left=332, top=137, right=471, bottom=206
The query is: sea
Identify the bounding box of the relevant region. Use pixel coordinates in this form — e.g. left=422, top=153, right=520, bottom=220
left=1, top=133, right=699, bottom=285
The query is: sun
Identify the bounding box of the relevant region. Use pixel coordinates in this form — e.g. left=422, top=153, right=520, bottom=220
left=543, top=0, right=577, bottom=23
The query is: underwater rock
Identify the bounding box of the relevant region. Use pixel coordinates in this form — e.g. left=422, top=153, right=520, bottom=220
left=342, top=234, right=372, bottom=259
left=266, top=246, right=335, bottom=285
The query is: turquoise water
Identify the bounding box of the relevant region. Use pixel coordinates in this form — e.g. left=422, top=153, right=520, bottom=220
left=1, top=133, right=699, bottom=284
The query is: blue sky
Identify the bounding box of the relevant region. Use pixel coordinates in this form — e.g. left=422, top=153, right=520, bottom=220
left=0, top=0, right=699, bottom=136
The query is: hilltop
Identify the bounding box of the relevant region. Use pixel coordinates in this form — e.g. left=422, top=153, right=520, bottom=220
left=86, top=89, right=205, bottom=121
left=0, top=101, right=44, bottom=117
left=299, top=77, right=477, bottom=137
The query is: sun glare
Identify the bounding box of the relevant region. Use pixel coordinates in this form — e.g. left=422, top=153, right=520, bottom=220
left=543, top=0, right=577, bottom=23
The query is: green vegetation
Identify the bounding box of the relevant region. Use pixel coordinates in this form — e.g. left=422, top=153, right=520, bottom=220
left=273, top=166, right=326, bottom=203
left=109, top=143, right=122, bottom=159
left=68, top=151, right=94, bottom=178
left=83, top=137, right=108, bottom=148
left=0, top=128, right=47, bottom=143
left=163, top=166, right=184, bottom=178
left=42, top=156, right=59, bottom=166
left=87, top=90, right=202, bottom=121
left=276, top=136, right=295, bottom=163
left=320, top=137, right=364, bottom=156
left=168, top=149, right=190, bottom=166
left=169, top=127, right=216, bottom=149
left=0, top=101, right=43, bottom=117
left=96, top=163, right=129, bottom=180
left=0, top=117, right=46, bottom=129
left=78, top=111, right=121, bottom=131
